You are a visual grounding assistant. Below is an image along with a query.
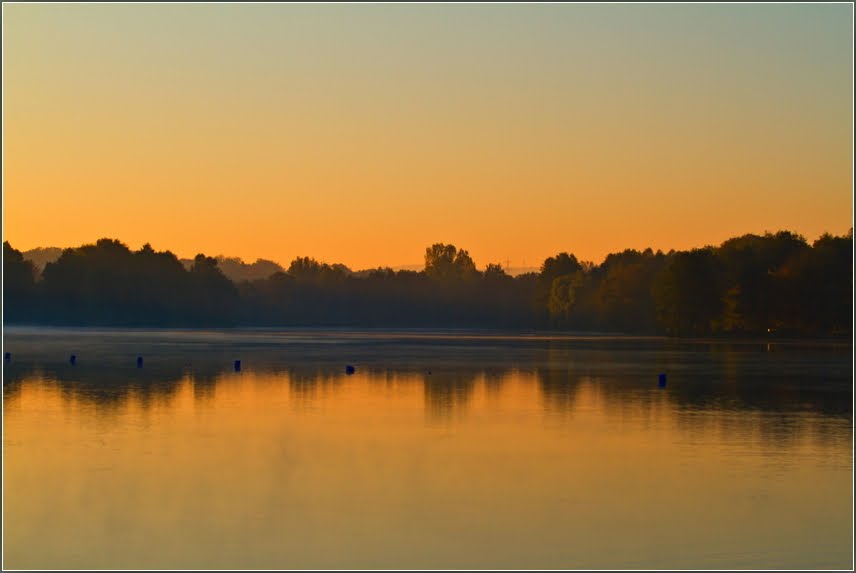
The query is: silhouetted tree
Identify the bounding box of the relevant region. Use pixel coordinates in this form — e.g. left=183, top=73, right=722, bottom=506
left=774, top=231, right=853, bottom=335
left=541, top=253, right=582, bottom=280
left=653, top=248, right=722, bottom=335
left=187, top=254, right=239, bottom=325
left=715, top=232, right=809, bottom=334
left=483, top=263, right=509, bottom=280
left=424, top=244, right=478, bottom=282
left=5, top=231, right=852, bottom=336
left=535, top=252, right=583, bottom=325
left=3, top=242, right=37, bottom=322
left=548, top=271, right=585, bottom=326
left=215, top=256, right=284, bottom=282
left=593, top=249, right=665, bottom=333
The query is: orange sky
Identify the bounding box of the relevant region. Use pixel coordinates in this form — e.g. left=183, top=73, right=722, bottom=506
left=3, top=4, right=853, bottom=270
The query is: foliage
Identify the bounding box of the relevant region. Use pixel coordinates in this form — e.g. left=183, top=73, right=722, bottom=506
left=3, top=242, right=37, bottom=322
left=2, top=230, right=852, bottom=336
left=424, top=243, right=478, bottom=282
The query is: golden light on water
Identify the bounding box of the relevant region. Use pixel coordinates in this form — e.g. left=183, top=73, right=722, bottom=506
left=5, top=363, right=851, bottom=569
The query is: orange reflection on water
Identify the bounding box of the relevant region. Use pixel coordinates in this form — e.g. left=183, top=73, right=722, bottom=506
left=4, top=368, right=852, bottom=569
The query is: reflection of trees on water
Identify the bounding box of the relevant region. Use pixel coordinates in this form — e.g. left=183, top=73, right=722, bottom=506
left=481, top=366, right=509, bottom=397
left=671, top=404, right=851, bottom=451
left=286, top=367, right=347, bottom=408
left=3, top=358, right=511, bottom=424
left=421, top=370, right=480, bottom=423
left=3, top=360, right=221, bottom=413
left=364, top=368, right=416, bottom=391
left=191, top=371, right=220, bottom=403
left=531, top=343, right=851, bottom=448
left=2, top=365, right=26, bottom=402
left=3, top=338, right=850, bottom=446
left=535, top=367, right=585, bottom=415
left=531, top=343, right=852, bottom=416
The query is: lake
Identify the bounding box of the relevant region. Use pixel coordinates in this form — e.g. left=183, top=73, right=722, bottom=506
left=2, top=327, right=852, bottom=569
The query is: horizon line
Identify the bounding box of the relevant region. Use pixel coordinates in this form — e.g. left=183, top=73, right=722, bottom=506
left=6, top=224, right=853, bottom=274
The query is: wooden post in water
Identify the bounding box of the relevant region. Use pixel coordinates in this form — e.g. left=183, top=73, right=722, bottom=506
left=234, top=360, right=241, bottom=372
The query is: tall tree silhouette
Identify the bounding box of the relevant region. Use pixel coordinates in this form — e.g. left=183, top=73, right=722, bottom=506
left=654, top=249, right=722, bottom=336
left=424, top=244, right=478, bottom=282
left=3, top=241, right=37, bottom=322
left=4, top=230, right=852, bottom=336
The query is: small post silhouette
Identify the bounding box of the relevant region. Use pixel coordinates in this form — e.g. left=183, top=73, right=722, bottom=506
left=234, top=359, right=241, bottom=372
left=658, top=373, right=667, bottom=388
left=137, top=356, right=143, bottom=368
left=4, top=352, right=10, bottom=362
left=69, top=354, right=77, bottom=366
left=345, top=364, right=355, bottom=375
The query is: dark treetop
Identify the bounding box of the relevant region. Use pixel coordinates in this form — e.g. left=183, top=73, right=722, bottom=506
left=3, top=229, right=852, bottom=337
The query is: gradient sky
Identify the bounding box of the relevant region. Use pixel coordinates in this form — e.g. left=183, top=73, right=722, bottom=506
left=3, top=3, right=853, bottom=270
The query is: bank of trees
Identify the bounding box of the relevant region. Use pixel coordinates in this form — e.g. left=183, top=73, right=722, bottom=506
left=3, top=239, right=238, bottom=326
left=2, top=230, right=852, bottom=336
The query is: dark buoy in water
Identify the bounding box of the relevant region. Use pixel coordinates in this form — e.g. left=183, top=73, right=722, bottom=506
left=69, top=354, right=77, bottom=366
left=658, top=373, right=667, bottom=388
left=4, top=352, right=10, bottom=362
left=137, top=356, right=143, bottom=368
left=234, top=360, right=241, bottom=372
left=345, top=364, right=355, bottom=375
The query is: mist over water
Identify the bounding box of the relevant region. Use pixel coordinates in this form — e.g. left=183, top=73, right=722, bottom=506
left=3, top=327, right=852, bottom=569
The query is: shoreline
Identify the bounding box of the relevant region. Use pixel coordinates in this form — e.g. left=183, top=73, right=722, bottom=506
left=3, top=323, right=851, bottom=347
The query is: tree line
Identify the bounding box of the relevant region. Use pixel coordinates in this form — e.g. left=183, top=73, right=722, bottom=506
left=3, top=229, right=852, bottom=336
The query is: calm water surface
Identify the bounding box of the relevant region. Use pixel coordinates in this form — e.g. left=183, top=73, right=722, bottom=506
left=3, top=327, right=852, bottom=569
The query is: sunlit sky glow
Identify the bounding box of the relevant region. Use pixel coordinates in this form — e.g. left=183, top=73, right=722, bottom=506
left=3, top=3, right=853, bottom=269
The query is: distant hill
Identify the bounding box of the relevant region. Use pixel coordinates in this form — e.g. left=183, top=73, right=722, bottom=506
left=22, top=247, right=63, bottom=274
left=505, top=266, right=540, bottom=277
left=179, top=256, right=285, bottom=283
left=391, top=264, right=423, bottom=272
left=216, top=257, right=286, bottom=282
left=391, top=263, right=538, bottom=277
